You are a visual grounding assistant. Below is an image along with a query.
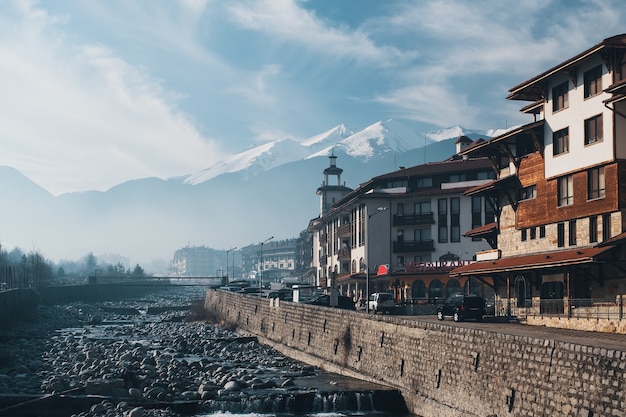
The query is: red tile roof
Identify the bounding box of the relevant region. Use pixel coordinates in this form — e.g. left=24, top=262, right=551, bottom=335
left=449, top=246, right=615, bottom=277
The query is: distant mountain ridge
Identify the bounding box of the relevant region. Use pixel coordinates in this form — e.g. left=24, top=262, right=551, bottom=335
left=0, top=120, right=492, bottom=272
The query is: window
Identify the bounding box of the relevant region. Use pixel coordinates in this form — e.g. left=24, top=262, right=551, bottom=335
left=521, top=229, right=527, bottom=241
left=397, top=203, right=404, bottom=215
left=539, top=225, right=546, bottom=238
left=602, top=214, right=611, bottom=241
left=471, top=197, right=482, bottom=241
left=519, top=185, right=536, bottom=201
left=417, top=177, right=432, bottom=188
left=557, top=222, right=565, bottom=247
left=569, top=220, right=577, bottom=246
left=588, top=166, right=605, bottom=200
left=553, top=127, right=569, bottom=155
left=477, top=171, right=494, bottom=180
left=584, top=65, right=602, bottom=98
left=415, top=228, right=431, bottom=242
left=438, top=199, right=447, bottom=243
left=450, top=197, right=460, bottom=242
left=558, top=175, right=573, bottom=207
left=552, top=81, right=569, bottom=112
left=438, top=226, right=448, bottom=243
left=584, top=114, right=603, bottom=145
left=589, top=215, right=598, bottom=243
left=415, top=201, right=431, bottom=214
left=530, top=227, right=536, bottom=240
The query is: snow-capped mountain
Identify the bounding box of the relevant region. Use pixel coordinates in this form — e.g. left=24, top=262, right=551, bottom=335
left=187, top=119, right=467, bottom=185
left=0, top=119, right=490, bottom=272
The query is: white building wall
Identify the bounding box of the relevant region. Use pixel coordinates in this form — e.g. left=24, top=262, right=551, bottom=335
left=545, top=56, right=614, bottom=179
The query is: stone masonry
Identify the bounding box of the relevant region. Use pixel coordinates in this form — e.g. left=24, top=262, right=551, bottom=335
left=205, top=290, right=626, bottom=417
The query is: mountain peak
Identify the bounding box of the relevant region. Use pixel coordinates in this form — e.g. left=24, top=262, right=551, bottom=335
left=185, top=120, right=490, bottom=185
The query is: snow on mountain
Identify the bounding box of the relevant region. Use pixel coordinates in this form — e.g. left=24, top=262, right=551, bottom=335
left=299, top=124, right=352, bottom=147
left=185, top=138, right=306, bottom=184
left=426, top=125, right=488, bottom=142
left=186, top=119, right=489, bottom=185
left=306, top=119, right=429, bottom=160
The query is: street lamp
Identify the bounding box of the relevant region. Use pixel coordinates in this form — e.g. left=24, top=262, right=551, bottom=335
left=232, top=249, right=238, bottom=281
left=226, top=247, right=237, bottom=281
left=366, top=206, right=388, bottom=313
left=259, top=236, right=274, bottom=293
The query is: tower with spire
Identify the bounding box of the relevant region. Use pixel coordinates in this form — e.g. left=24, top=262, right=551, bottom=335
left=316, top=150, right=352, bottom=217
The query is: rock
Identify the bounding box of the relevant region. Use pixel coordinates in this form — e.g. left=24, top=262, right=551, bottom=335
left=127, top=406, right=145, bottom=417
left=128, top=387, right=142, bottom=397
left=223, top=380, right=241, bottom=391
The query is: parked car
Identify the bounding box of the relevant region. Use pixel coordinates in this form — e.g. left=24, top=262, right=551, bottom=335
left=485, top=297, right=495, bottom=316
left=368, top=292, right=396, bottom=314
left=266, top=288, right=293, bottom=301
left=437, top=293, right=485, bottom=322
left=306, top=294, right=356, bottom=310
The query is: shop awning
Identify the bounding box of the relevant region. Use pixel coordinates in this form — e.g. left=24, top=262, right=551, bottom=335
left=449, top=246, right=615, bottom=278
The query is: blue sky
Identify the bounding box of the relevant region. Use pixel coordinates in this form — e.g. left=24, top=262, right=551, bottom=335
left=1, top=0, right=625, bottom=195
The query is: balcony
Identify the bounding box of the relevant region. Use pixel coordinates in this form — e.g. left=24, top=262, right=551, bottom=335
left=393, top=213, right=435, bottom=226
left=337, top=247, right=351, bottom=261
left=337, top=223, right=351, bottom=238
left=393, top=240, right=435, bottom=253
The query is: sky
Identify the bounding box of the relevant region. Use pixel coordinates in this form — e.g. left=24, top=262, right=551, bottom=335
left=1, top=0, right=625, bottom=196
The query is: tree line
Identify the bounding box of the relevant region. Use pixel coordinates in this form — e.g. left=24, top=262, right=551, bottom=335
left=0, top=244, right=146, bottom=289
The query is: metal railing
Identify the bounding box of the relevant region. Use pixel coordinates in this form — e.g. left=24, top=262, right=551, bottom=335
left=499, top=298, right=625, bottom=321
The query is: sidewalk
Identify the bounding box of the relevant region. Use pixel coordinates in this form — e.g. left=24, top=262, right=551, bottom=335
left=411, top=316, right=626, bottom=352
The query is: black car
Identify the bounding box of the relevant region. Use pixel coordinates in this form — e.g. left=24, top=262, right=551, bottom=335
left=307, top=294, right=356, bottom=310
left=437, top=293, right=485, bottom=322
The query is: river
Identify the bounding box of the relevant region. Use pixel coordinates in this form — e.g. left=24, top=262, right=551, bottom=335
left=0, top=281, right=411, bottom=417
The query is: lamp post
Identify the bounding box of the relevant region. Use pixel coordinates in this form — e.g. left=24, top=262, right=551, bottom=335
left=259, top=236, right=274, bottom=293
left=232, top=249, right=238, bottom=281
left=366, top=206, right=388, bottom=313
left=226, top=247, right=237, bottom=282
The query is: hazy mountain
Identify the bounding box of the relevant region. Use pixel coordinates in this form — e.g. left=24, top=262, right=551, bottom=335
left=0, top=120, right=490, bottom=272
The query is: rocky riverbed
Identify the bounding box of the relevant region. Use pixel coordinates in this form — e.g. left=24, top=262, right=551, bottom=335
left=0, top=286, right=404, bottom=417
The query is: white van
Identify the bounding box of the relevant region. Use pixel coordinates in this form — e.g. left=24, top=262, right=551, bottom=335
left=368, top=292, right=396, bottom=314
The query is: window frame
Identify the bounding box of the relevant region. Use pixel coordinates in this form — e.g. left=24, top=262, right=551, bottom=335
left=552, top=81, right=569, bottom=112
left=568, top=220, right=577, bottom=246
left=587, top=166, right=605, bottom=200
left=584, top=114, right=603, bottom=145
left=519, top=185, right=537, bottom=201
left=553, top=127, right=569, bottom=156
left=584, top=65, right=602, bottom=99
left=557, top=175, right=574, bottom=207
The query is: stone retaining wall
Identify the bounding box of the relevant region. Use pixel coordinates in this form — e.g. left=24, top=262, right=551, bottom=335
left=0, top=289, right=39, bottom=328
left=205, top=290, right=626, bottom=417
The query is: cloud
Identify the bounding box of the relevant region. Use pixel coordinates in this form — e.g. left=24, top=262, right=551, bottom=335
left=0, top=1, right=224, bottom=195
left=225, top=0, right=404, bottom=65
left=370, top=0, right=626, bottom=129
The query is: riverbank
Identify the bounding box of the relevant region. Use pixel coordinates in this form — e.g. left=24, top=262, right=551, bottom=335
left=204, top=289, right=626, bottom=417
